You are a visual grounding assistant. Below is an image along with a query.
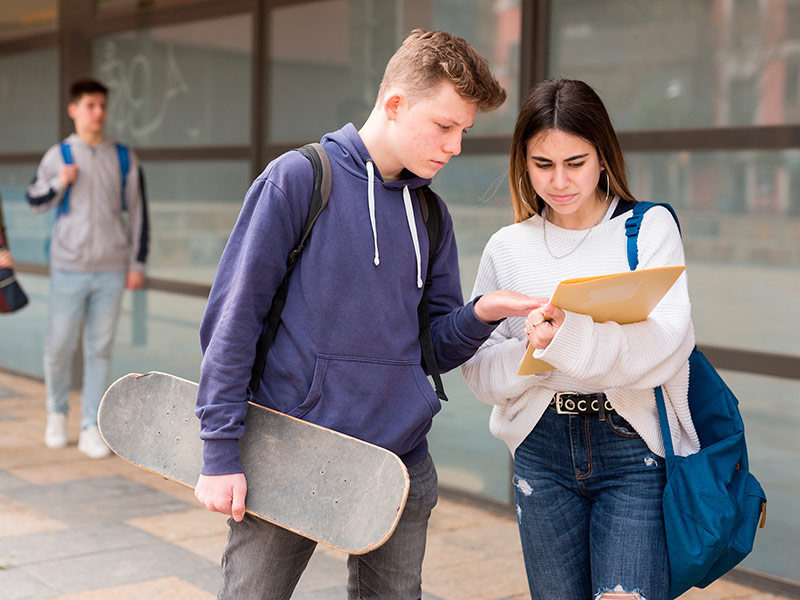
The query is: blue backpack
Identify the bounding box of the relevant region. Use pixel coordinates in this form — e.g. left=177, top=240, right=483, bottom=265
left=625, top=202, right=767, bottom=599
left=58, top=141, right=130, bottom=218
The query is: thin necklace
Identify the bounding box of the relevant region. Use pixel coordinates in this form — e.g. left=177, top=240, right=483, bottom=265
left=542, top=203, right=608, bottom=260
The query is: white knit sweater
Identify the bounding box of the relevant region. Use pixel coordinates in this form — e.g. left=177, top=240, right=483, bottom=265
left=462, top=200, right=700, bottom=458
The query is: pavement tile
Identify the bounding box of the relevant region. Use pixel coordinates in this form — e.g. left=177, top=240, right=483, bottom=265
left=0, top=493, right=68, bottom=540
left=0, top=522, right=160, bottom=567
left=0, top=409, right=17, bottom=422
left=21, top=539, right=218, bottom=594
left=40, top=576, right=214, bottom=599
left=171, top=532, right=228, bottom=564
left=291, top=549, right=347, bottom=594
left=0, top=568, right=57, bottom=600
left=423, top=554, right=530, bottom=600
left=0, top=470, right=27, bottom=492
left=0, top=384, right=20, bottom=398
left=6, top=475, right=193, bottom=526
left=125, top=507, right=229, bottom=543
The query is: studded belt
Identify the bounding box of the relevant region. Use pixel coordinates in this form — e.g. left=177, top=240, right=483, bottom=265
left=548, top=392, right=613, bottom=415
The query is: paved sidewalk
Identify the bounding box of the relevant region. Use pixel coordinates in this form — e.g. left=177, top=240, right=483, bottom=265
left=0, top=369, right=790, bottom=599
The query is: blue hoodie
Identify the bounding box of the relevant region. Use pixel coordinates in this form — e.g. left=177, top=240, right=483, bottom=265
left=196, top=124, right=498, bottom=475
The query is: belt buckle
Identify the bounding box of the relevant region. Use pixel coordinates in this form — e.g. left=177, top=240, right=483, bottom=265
left=554, top=392, right=581, bottom=415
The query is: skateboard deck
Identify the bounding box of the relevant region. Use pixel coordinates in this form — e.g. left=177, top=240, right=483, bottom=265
left=98, top=371, right=410, bottom=554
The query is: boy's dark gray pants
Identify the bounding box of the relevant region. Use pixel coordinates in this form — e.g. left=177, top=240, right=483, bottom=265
left=217, top=453, right=438, bottom=600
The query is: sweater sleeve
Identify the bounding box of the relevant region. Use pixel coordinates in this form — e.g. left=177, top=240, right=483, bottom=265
left=533, top=206, right=695, bottom=390
left=427, top=195, right=498, bottom=372
left=26, top=145, right=64, bottom=213
left=194, top=154, right=314, bottom=475
left=461, top=235, right=551, bottom=405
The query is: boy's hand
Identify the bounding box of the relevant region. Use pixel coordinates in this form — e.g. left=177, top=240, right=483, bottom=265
left=474, top=290, right=548, bottom=323
left=0, top=249, right=13, bottom=269
left=126, top=270, right=145, bottom=290
left=195, top=473, right=248, bottom=522
left=59, top=165, right=78, bottom=189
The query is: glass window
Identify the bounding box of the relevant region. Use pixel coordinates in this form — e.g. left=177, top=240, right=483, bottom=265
left=0, top=47, right=59, bottom=153
left=0, top=163, right=53, bottom=266
left=93, top=14, right=252, bottom=147
left=142, top=160, right=250, bottom=284
left=0, top=274, right=207, bottom=383
left=0, top=273, right=48, bottom=376
left=721, top=370, right=800, bottom=582
left=626, top=150, right=800, bottom=357
left=98, top=0, right=203, bottom=12
left=549, top=0, right=800, bottom=129
left=428, top=154, right=515, bottom=502
left=268, top=0, right=519, bottom=142
left=110, top=288, right=207, bottom=383
left=0, top=1, right=57, bottom=42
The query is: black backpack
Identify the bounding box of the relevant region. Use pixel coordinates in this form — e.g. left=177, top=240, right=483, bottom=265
left=248, top=143, right=448, bottom=401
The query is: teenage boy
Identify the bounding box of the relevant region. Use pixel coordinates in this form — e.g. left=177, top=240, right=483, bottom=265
left=195, top=29, right=540, bottom=598
left=26, top=78, right=149, bottom=459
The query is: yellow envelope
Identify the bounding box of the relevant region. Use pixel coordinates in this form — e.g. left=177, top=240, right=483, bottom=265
left=518, top=265, right=685, bottom=375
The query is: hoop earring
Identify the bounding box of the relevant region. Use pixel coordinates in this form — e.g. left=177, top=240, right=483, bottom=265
left=602, top=170, right=611, bottom=203
left=518, top=175, right=534, bottom=210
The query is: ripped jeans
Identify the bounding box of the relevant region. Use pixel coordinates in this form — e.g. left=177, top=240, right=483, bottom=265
left=513, top=405, right=668, bottom=600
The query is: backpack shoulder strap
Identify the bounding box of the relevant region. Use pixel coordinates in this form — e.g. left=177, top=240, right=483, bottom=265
left=116, top=143, right=130, bottom=211
left=624, top=201, right=681, bottom=270
left=626, top=201, right=684, bottom=454
left=248, top=142, right=331, bottom=394
left=416, top=185, right=443, bottom=278
left=58, top=142, right=74, bottom=217
left=415, top=185, right=448, bottom=402
left=289, top=143, right=331, bottom=267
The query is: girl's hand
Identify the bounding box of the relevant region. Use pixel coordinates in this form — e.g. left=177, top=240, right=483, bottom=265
left=525, top=303, right=565, bottom=349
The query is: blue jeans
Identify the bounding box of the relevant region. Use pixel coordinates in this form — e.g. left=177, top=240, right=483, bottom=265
left=514, top=406, right=668, bottom=600
left=44, top=270, right=125, bottom=429
left=217, top=453, right=438, bottom=600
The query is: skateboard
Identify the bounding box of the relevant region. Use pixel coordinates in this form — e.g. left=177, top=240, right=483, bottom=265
left=98, top=371, right=410, bottom=554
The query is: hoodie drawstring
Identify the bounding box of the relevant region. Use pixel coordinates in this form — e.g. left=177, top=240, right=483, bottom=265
left=403, top=186, right=423, bottom=289
left=366, top=161, right=380, bottom=266
left=365, top=160, right=423, bottom=288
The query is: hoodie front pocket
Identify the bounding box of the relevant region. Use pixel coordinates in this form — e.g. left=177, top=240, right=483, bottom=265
left=288, top=354, right=441, bottom=456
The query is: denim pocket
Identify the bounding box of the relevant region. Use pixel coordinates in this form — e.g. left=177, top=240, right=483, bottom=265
left=605, top=412, right=641, bottom=438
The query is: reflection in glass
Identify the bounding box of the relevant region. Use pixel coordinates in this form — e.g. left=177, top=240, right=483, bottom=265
left=142, top=160, right=250, bottom=284
left=0, top=164, right=53, bottom=266
left=0, top=1, right=57, bottom=41
left=93, top=14, right=252, bottom=147
left=550, top=0, right=800, bottom=129
left=718, top=370, right=800, bottom=582
left=0, top=274, right=207, bottom=384
left=97, top=0, right=202, bottom=12
left=0, top=47, right=59, bottom=153
left=627, top=150, right=800, bottom=357
left=268, top=0, right=519, bottom=142
left=429, top=154, right=515, bottom=502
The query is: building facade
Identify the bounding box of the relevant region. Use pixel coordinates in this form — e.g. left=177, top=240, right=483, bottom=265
left=1, top=0, right=798, bottom=589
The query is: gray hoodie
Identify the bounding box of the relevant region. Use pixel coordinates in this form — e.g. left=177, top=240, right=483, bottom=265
left=26, top=133, right=148, bottom=272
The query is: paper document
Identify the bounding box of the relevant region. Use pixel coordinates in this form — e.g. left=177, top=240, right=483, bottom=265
left=518, top=265, right=685, bottom=375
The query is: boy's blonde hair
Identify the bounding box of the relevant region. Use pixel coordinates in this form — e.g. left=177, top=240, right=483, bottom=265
left=378, top=29, right=506, bottom=111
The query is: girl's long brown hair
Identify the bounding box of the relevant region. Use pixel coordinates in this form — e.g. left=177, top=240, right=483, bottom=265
left=510, top=78, right=636, bottom=223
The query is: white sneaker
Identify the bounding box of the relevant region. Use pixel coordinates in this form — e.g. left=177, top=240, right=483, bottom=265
left=78, top=425, right=110, bottom=459
left=44, top=412, right=68, bottom=448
